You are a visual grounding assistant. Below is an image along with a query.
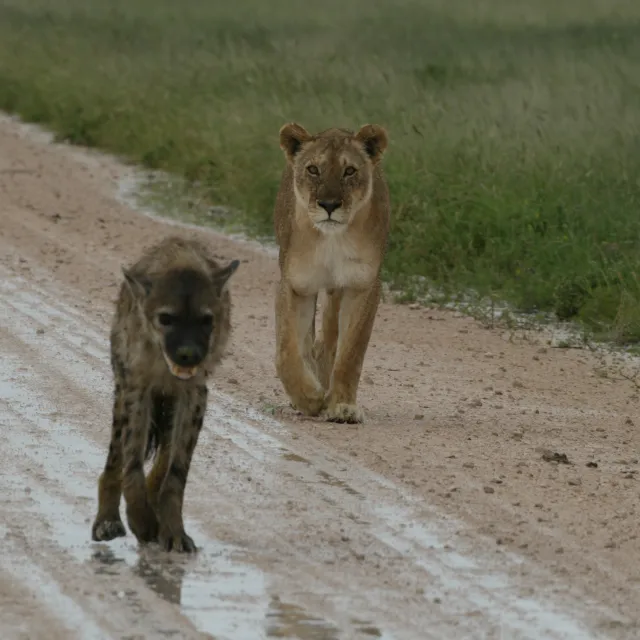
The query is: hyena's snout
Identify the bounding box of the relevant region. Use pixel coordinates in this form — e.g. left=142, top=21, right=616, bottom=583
left=163, top=342, right=207, bottom=381
left=174, top=344, right=204, bottom=367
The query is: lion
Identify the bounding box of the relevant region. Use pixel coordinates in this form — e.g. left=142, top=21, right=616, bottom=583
left=273, top=122, right=391, bottom=424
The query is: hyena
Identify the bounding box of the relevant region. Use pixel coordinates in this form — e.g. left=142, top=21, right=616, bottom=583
left=91, top=236, right=239, bottom=552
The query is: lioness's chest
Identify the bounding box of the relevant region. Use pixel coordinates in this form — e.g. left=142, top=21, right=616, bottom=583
left=286, top=232, right=377, bottom=296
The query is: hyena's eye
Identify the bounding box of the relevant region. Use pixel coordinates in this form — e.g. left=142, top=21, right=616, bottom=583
left=200, top=314, right=213, bottom=328
left=157, top=313, right=176, bottom=327
left=306, top=164, right=319, bottom=176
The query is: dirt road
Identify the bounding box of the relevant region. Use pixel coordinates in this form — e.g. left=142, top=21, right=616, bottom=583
left=1, top=114, right=639, bottom=639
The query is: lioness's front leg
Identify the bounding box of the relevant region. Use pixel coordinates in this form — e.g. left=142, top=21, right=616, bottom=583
left=276, top=279, right=325, bottom=415
left=324, top=281, right=381, bottom=424
left=314, top=289, right=341, bottom=390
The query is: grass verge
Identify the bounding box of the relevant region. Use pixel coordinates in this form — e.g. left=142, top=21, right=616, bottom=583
left=2, top=0, right=640, bottom=342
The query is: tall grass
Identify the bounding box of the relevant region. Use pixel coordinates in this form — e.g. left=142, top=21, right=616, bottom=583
left=2, top=0, right=640, bottom=341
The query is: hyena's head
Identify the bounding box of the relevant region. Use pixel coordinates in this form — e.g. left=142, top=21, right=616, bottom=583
left=123, top=259, right=239, bottom=380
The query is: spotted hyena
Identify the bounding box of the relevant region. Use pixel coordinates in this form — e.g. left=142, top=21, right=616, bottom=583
left=91, top=236, right=239, bottom=552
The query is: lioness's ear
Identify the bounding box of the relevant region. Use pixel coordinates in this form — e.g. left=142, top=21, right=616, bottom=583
left=122, top=268, right=152, bottom=298
left=279, top=123, right=311, bottom=162
left=212, top=259, right=240, bottom=292
left=355, top=124, right=389, bottom=164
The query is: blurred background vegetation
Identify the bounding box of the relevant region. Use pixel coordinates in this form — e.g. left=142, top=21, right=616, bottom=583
left=2, top=0, right=640, bottom=341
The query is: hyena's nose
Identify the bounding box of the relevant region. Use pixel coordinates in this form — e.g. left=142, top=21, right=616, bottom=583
left=317, top=200, right=342, bottom=217
left=175, top=345, right=201, bottom=366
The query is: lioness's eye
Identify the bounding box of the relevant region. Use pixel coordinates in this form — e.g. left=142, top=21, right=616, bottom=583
left=158, top=313, right=176, bottom=327
left=343, top=166, right=357, bottom=177
left=200, top=314, right=213, bottom=328
left=306, top=165, right=319, bottom=176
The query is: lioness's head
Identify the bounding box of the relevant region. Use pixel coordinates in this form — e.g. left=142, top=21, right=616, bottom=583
left=279, top=122, right=388, bottom=232
left=123, top=260, right=239, bottom=380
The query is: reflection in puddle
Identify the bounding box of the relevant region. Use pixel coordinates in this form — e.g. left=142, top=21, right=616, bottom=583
left=93, top=547, right=385, bottom=639
left=92, top=547, right=186, bottom=606
left=266, top=596, right=339, bottom=639
left=316, top=470, right=362, bottom=498
left=90, top=534, right=269, bottom=639
left=3, top=367, right=270, bottom=639
left=13, top=463, right=267, bottom=638
left=91, top=547, right=127, bottom=577
left=133, top=551, right=186, bottom=606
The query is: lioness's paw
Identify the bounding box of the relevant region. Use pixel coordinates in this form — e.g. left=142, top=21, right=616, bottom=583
left=291, top=393, right=325, bottom=417
left=288, top=375, right=325, bottom=416
left=323, top=403, right=365, bottom=424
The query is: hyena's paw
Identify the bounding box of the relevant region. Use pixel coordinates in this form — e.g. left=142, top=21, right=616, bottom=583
left=91, top=516, right=127, bottom=542
left=159, top=527, right=197, bottom=553
left=323, top=402, right=365, bottom=425
left=126, top=502, right=159, bottom=544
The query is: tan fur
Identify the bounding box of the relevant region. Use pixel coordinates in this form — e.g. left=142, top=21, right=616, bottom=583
left=91, top=236, right=239, bottom=552
left=274, top=123, right=390, bottom=423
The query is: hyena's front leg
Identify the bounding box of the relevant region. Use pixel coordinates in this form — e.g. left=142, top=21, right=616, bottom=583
left=156, top=384, right=207, bottom=553
left=121, top=387, right=159, bottom=544
left=146, top=394, right=175, bottom=510
left=92, top=385, right=127, bottom=541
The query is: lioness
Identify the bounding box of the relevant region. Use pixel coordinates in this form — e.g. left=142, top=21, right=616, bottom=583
left=274, top=122, right=390, bottom=424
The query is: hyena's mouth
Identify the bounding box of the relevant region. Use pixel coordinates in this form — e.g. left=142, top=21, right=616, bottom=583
left=162, top=351, right=198, bottom=381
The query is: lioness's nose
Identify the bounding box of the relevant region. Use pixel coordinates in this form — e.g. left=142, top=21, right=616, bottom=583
left=317, top=200, right=342, bottom=216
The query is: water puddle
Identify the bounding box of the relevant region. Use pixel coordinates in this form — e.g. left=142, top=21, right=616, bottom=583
left=132, top=552, right=187, bottom=606
left=1, top=361, right=271, bottom=639
left=266, top=596, right=339, bottom=639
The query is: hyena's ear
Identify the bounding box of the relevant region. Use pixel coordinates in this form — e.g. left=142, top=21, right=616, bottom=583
left=212, top=259, right=240, bottom=292
left=355, top=124, right=389, bottom=164
left=279, top=122, right=311, bottom=163
left=122, top=268, right=152, bottom=298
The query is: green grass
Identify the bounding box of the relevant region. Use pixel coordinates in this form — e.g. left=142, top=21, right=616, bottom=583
left=2, top=0, right=640, bottom=342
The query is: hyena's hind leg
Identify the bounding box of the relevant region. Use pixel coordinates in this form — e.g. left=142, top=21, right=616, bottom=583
left=121, top=386, right=159, bottom=544
left=92, top=384, right=127, bottom=541
left=156, top=384, right=207, bottom=553
left=146, top=392, right=175, bottom=510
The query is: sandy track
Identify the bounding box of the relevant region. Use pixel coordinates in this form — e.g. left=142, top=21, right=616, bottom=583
left=0, top=113, right=639, bottom=639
